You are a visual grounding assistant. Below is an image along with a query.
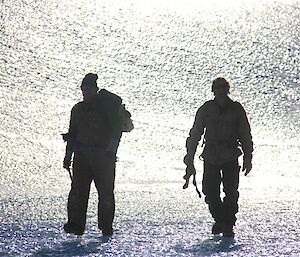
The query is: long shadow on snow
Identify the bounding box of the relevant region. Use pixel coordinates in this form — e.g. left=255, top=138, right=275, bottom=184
left=31, top=236, right=111, bottom=257
left=175, top=235, right=243, bottom=256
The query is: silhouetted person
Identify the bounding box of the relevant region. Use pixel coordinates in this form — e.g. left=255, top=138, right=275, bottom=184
left=183, top=77, right=253, bottom=237
left=62, top=73, right=133, bottom=236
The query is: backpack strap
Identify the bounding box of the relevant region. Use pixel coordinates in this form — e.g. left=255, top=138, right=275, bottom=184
left=192, top=174, right=202, bottom=198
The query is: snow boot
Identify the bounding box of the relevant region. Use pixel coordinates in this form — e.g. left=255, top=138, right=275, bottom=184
left=212, top=222, right=223, bottom=235
left=102, top=227, right=113, bottom=236
left=222, top=224, right=235, bottom=237
left=63, top=222, right=84, bottom=236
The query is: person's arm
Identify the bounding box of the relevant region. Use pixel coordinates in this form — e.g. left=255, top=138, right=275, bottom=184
left=184, top=105, right=206, bottom=165
left=63, top=104, right=80, bottom=170
left=237, top=103, right=253, bottom=175
left=183, top=105, right=206, bottom=184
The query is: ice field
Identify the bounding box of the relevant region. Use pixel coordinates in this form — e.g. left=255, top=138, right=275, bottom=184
left=1, top=0, right=300, bottom=256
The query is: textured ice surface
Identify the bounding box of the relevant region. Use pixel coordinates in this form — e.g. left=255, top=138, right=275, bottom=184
left=1, top=0, right=300, bottom=256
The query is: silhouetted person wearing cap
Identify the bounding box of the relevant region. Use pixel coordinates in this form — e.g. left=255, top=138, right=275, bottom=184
left=183, top=77, right=253, bottom=237
left=62, top=73, right=133, bottom=236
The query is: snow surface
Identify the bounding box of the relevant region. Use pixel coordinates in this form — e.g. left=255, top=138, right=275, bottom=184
left=1, top=0, right=300, bottom=256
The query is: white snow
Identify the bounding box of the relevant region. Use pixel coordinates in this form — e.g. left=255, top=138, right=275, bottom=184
left=1, top=0, right=299, bottom=256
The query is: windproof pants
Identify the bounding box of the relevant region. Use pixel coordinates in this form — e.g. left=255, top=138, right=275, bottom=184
left=67, top=148, right=115, bottom=233
left=202, top=160, right=240, bottom=226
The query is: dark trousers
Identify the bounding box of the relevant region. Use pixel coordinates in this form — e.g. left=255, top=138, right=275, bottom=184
left=67, top=149, right=115, bottom=232
left=202, top=159, right=240, bottom=226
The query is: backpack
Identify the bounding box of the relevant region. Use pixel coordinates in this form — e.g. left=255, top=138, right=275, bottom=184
left=119, top=104, right=134, bottom=132
left=97, top=89, right=134, bottom=133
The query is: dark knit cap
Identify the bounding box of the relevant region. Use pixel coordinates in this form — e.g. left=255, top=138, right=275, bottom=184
left=80, top=73, right=99, bottom=91
left=211, top=77, right=230, bottom=92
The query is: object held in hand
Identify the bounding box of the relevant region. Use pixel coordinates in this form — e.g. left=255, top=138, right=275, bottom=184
left=61, top=133, right=70, bottom=142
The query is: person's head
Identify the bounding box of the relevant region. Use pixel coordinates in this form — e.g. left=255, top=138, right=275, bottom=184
left=80, top=73, right=99, bottom=101
left=212, top=77, right=230, bottom=99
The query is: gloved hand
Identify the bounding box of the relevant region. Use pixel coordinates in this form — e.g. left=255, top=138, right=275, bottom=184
left=242, top=158, right=252, bottom=176
left=183, top=153, right=196, bottom=182
left=105, top=151, right=116, bottom=161
left=183, top=154, right=194, bottom=166
left=61, top=133, right=70, bottom=142
left=106, top=139, right=119, bottom=161
left=183, top=164, right=196, bottom=189
left=63, top=151, right=72, bottom=171
left=183, top=164, right=196, bottom=181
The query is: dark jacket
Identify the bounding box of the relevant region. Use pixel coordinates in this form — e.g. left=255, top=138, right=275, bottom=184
left=186, top=98, right=253, bottom=165
left=65, top=89, right=123, bottom=154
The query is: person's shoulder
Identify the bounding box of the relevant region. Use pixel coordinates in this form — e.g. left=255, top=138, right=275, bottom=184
left=196, top=100, right=213, bottom=115
left=231, top=100, right=247, bottom=115
left=201, top=100, right=214, bottom=109
left=232, top=100, right=244, bottom=109
left=204, top=100, right=214, bottom=106
left=71, top=101, right=86, bottom=112
left=98, top=89, right=122, bottom=104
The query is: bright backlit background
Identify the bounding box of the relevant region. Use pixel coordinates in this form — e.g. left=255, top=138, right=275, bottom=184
left=1, top=0, right=299, bottom=256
